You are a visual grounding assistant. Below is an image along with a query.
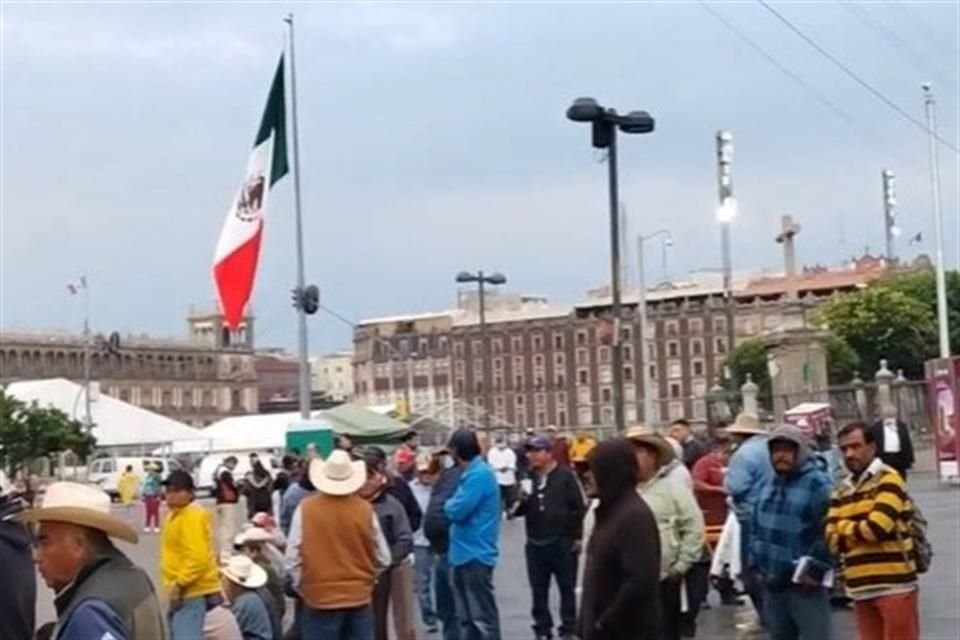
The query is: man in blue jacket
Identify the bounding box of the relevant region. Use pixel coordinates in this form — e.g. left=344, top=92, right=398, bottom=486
left=750, top=425, right=833, bottom=640
left=425, top=450, right=464, bottom=640
left=444, top=429, right=502, bottom=640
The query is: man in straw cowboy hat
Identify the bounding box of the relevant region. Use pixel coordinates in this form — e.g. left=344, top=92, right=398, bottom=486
left=723, top=412, right=774, bottom=630
left=221, top=554, right=276, bottom=640
left=160, top=469, right=223, bottom=640
left=18, top=481, right=166, bottom=640
left=625, top=426, right=706, bottom=640
left=285, top=449, right=391, bottom=639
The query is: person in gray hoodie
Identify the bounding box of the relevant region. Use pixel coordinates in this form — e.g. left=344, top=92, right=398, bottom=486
left=0, top=472, right=36, bottom=640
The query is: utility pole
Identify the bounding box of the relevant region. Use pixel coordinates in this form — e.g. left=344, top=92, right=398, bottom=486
left=922, top=83, right=950, bottom=358
left=81, top=277, right=92, bottom=430
left=882, top=169, right=898, bottom=262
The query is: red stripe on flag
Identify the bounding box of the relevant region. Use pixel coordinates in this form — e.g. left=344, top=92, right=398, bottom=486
left=213, top=224, right=262, bottom=330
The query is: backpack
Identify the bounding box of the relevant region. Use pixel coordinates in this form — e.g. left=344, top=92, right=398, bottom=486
left=904, top=502, right=933, bottom=574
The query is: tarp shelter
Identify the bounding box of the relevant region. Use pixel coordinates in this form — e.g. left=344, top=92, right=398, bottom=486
left=5, top=378, right=204, bottom=450
left=166, top=403, right=411, bottom=454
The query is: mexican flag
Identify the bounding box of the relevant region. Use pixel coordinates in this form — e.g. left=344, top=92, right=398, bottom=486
left=213, top=56, right=289, bottom=330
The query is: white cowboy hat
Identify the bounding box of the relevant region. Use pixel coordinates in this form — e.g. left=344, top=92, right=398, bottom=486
left=723, top=412, right=766, bottom=436
left=220, top=555, right=267, bottom=589
left=308, top=450, right=366, bottom=497
left=16, top=482, right=138, bottom=544
left=624, top=425, right=676, bottom=467
left=234, top=527, right=275, bottom=546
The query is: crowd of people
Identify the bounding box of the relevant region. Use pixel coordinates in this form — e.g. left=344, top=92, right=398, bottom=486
left=0, top=413, right=928, bottom=640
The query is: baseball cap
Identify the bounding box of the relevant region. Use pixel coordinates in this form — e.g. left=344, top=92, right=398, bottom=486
left=162, top=470, right=195, bottom=491
left=524, top=435, right=551, bottom=451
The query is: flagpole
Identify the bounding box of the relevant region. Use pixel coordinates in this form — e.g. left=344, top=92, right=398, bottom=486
left=285, top=13, right=311, bottom=420
left=82, top=276, right=93, bottom=430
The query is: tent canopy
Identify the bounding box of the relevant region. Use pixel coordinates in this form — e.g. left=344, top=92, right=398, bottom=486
left=166, top=403, right=411, bottom=454
left=6, top=378, right=203, bottom=449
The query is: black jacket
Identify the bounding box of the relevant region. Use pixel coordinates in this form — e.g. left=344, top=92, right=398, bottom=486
left=424, top=466, right=463, bottom=554
left=386, top=473, right=422, bottom=533
left=580, top=493, right=662, bottom=640
left=681, top=437, right=710, bottom=469
left=514, top=464, right=586, bottom=543
left=869, top=420, right=915, bottom=477
left=0, top=495, right=35, bottom=640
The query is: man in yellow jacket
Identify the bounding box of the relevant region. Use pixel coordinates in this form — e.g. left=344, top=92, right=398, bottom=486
left=160, top=470, right=223, bottom=640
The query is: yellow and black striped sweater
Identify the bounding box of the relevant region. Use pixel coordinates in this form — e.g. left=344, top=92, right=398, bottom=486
left=825, top=459, right=916, bottom=599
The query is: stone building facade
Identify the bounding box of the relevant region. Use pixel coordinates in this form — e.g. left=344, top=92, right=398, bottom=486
left=353, top=256, right=904, bottom=428
left=0, top=309, right=258, bottom=427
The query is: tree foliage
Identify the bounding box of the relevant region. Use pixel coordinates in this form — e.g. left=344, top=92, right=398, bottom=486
left=812, top=284, right=937, bottom=378
left=882, top=270, right=960, bottom=354
left=822, top=333, right=860, bottom=385
left=726, top=338, right=771, bottom=399
left=0, top=387, right=96, bottom=475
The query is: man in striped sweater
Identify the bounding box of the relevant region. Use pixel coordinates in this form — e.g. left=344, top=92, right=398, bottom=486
left=826, top=422, right=919, bottom=640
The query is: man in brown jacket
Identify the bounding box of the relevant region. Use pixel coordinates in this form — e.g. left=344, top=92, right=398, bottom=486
left=285, top=450, right=391, bottom=639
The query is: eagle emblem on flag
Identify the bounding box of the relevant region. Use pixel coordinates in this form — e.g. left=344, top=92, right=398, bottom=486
left=235, top=174, right=266, bottom=223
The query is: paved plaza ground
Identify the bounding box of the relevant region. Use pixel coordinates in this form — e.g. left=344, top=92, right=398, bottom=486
left=35, top=471, right=960, bottom=639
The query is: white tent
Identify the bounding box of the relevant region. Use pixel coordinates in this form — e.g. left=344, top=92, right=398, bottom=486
left=164, top=411, right=323, bottom=454
left=6, top=378, right=205, bottom=449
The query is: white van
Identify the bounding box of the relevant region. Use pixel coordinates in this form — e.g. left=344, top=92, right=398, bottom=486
left=88, top=457, right=181, bottom=500
left=193, top=452, right=279, bottom=497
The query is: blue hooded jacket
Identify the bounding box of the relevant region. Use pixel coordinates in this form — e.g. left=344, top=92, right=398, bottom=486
left=749, top=426, right=833, bottom=589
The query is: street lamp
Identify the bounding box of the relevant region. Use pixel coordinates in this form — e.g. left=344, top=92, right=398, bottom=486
left=637, top=229, right=671, bottom=426
left=455, top=270, right=507, bottom=429
left=715, top=130, right=738, bottom=390
left=567, top=97, right=655, bottom=432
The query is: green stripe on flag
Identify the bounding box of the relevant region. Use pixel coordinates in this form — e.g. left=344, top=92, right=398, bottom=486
left=255, top=55, right=289, bottom=186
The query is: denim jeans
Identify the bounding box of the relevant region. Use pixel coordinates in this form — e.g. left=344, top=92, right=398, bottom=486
left=169, top=596, right=207, bottom=640
left=414, top=546, right=438, bottom=627
left=435, top=554, right=461, bottom=640
left=525, top=539, right=577, bottom=637
left=763, top=587, right=833, bottom=640
left=451, top=560, right=502, bottom=640
left=301, top=604, right=374, bottom=640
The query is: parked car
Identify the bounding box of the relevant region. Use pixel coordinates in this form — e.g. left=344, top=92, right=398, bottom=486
left=88, top=456, right=181, bottom=500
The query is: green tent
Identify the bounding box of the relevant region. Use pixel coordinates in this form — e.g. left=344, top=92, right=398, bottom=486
left=318, top=403, right=411, bottom=445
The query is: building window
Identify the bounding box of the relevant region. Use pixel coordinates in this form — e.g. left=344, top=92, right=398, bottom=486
left=669, top=401, right=684, bottom=420
left=475, top=380, right=484, bottom=393
left=668, top=361, right=682, bottom=379
left=576, top=330, right=587, bottom=346
left=625, top=405, right=637, bottom=422
left=471, top=339, right=482, bottom=355
left=492, top=337, right=503, bottom=354
left=515, top=394, right=525, bottom=406
left=534, top=355, right=544, bottom=367
left=495, top=395, right=505, bottom=408
left=577, top=386, right=591, bottom=404
left=537, top=411, right=546, bottom=426
left=532, top=334, right=544, bottom=351
left=689, top=318, right=703, bottom=334
left=456, top=379, right=465, bottom=394
left=669, top=382, right=681, bottom=399
left=558, top=410, right=567, bottom=426
left=555, top=373, right=565, bottom=388
left=511, top=336, right=523, bottom=352
left=455, top=361, right=465, bottom=374
left=667, top=341, right=679, bottom=358
left=578, top=369, right=589, bottom=385
left=493, top=357, right=503, bottom=371
left=624, top=366, right=634, bottom=382
left=692, top=339, right=704, bottom=356
left=453, top=342, right=463, bottom=357
left=693, top=400, right=707, bottom=419
left=621, top=326, right=632, bottom=342
left=494, top=375, right=503, bottom=391
left=598, top=347, right=610, bottom=364
left=556, top=391, right=567, bottom=405
left=554, top=353, right=565, bottom=367
left=623, top=345, right=633, bottom=362
left=514, top=374, right=524, bottom=389
left=666, top=321, right=679, bottom=337
left=576, top=348, right=588, bottom=365
left=601, top=406, right=614, bottom=425
left=601, top=387, right=612, bottom=403
left=713, top=316, right=726, bottom=333
left=438, top=336, right=448, bottom=353
left=599, top=366, right=612, bottom=384
left=693, top=379, right=707, bottom=397
left=649, top=364, right=657, bottom=380
left=715, top=337, right=727, bottom=354
left=693, top=360, right=705, bottom=377
left=624, top=384, right=636, bottom=401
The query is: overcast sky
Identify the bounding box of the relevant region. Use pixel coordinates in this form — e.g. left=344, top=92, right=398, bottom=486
left=2, top=1, right=958, bottom=354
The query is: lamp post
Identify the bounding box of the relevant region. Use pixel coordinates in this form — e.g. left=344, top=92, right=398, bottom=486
left=637, top=229, right=671, bottom=425
left=567, top=97, right=655, bottom=432
left=455, top=270, right=507, bottom=429
left=715, top=130, right=738, bottom=390
left=922, top=83, right=950, bottom=358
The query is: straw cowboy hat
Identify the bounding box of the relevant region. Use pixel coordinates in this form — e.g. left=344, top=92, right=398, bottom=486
left=16, top=481, right=138, bottom=544
left=308, top=449, right=366, bottom=496
left=624, top=426, right=676, bottom=467
left=723, top=412, right=766, bottom=436
left=220, top=555, right=267, bottom=590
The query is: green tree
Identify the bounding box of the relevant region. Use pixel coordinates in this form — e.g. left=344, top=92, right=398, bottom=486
left=726, top=338, right=771, bottom=399
left=822, top=333, right=860, bottom=385
left=812, top=284, right=936, bottom=378
left=882, top=270, right=960, bottom=354
left=0, top=387, right=96, bottom=475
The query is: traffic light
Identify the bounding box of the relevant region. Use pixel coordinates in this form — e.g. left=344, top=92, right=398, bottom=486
left=301, top=285, right=319, bottom=315
left=291, top=285, right=320, bottom=315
